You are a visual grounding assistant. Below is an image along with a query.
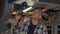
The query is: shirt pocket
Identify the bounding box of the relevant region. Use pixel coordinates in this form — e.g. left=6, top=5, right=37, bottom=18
left=37, top=29, right=42, bottom=34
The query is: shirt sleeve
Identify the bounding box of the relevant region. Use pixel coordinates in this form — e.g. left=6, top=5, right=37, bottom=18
left=11, top=22, right=23, bottom=34
left=42, top=26, right=48, bottom=34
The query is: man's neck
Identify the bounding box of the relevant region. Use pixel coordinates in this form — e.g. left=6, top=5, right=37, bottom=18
left=32, top=19, right=39, bottom=25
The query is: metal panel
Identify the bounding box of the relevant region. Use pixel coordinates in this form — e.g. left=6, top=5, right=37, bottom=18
left=0, top=0, right=5, bottom=18
left=39, top=0, right=60, bottom=4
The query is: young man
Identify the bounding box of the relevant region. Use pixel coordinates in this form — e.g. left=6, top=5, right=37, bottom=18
left=13, top=7, right=48, bottom=34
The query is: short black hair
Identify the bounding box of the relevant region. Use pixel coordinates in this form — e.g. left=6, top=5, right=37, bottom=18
left=17, top=12, right=22, bottom=16
left=17, top=11, right=26, bottom=17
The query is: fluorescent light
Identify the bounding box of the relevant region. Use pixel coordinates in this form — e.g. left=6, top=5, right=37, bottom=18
left=23, top=7, right=32, bottom=12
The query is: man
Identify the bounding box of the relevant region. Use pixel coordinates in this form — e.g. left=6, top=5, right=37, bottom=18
left=13, top=7, right=48, bottom=34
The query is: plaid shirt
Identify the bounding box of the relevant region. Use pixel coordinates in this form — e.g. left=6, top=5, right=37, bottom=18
left=12, top=21, right=48, bottom=34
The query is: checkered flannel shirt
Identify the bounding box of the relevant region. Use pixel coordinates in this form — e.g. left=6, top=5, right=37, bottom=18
left=12, top=21, right=48, bottom=34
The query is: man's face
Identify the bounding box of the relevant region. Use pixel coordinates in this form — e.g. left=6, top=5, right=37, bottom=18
left=32, top=9, right=42, bottom=20
left=15, top=15, right=21, bottom=20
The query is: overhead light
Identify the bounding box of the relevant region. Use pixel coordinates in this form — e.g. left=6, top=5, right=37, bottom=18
left=23, top=7, right=32, bottom=12
left=13, top=0, right=35, bottom=6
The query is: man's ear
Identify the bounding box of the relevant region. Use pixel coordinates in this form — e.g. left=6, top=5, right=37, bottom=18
left=23, top=17, right=29, bottom=23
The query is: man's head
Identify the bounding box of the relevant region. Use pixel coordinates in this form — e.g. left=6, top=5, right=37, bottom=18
left=15, top=11, right=22, bottom=21
left=32, top=7, right=42, bottom=20
left=12, top=13, right=22, bottom=26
